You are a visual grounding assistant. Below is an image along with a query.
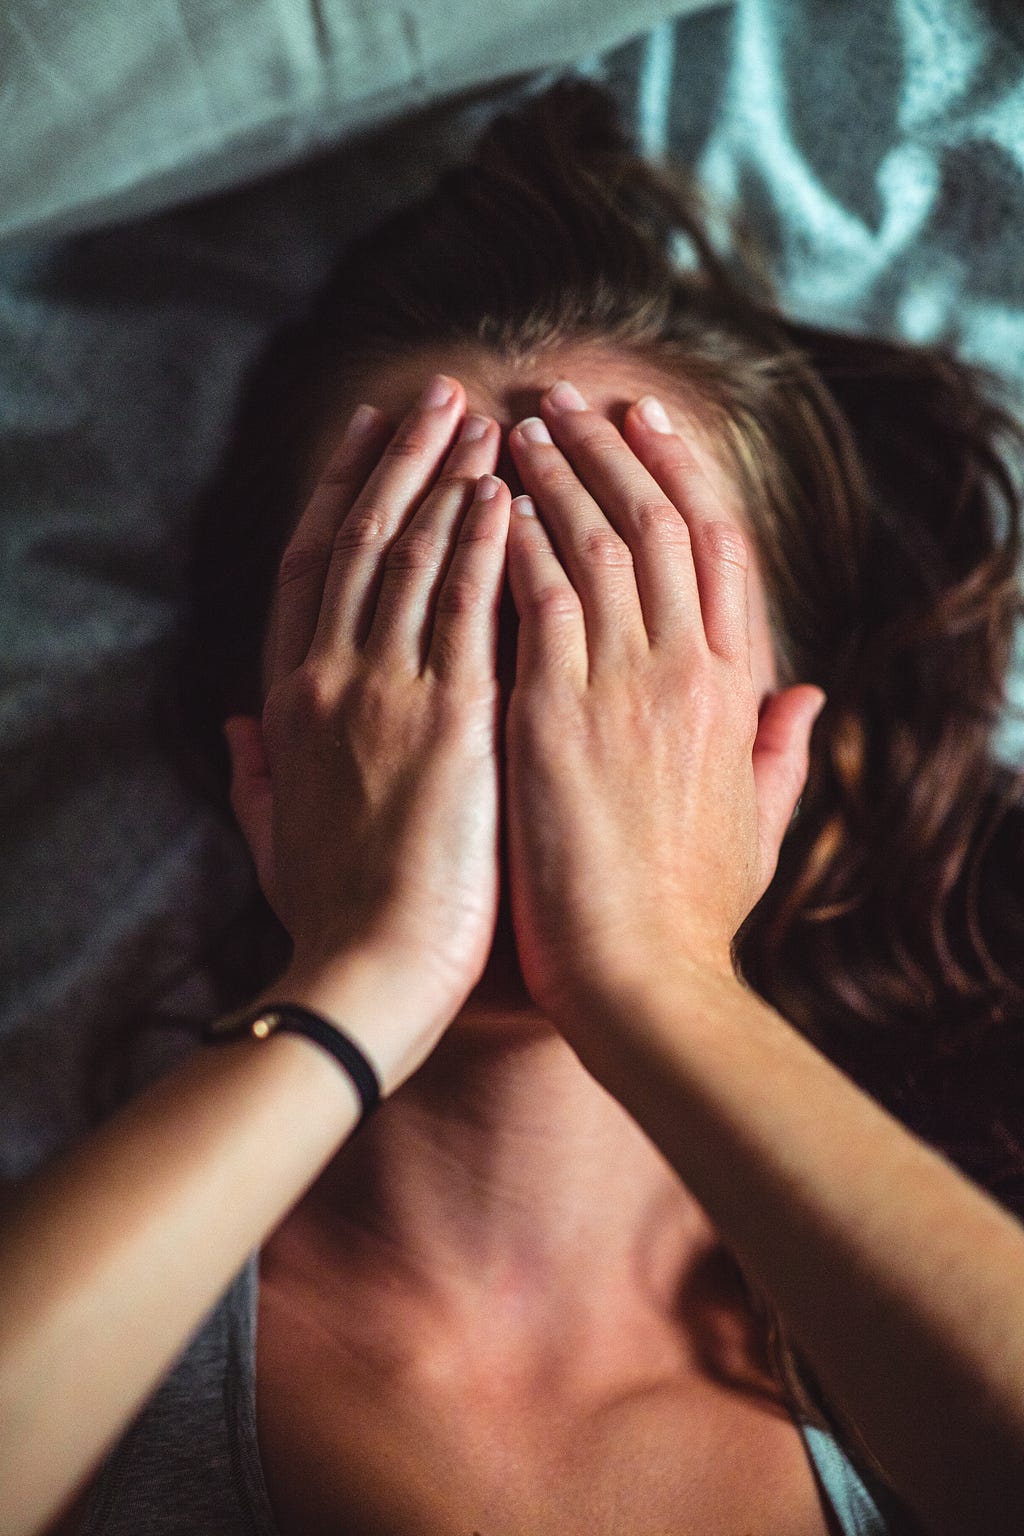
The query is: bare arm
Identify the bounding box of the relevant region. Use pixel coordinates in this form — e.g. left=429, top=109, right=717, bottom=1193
left=1, top=375, right=512, bottom=1536
left=502, top=381, right=1024, bottom=1536
left=576, top=963, right=1024, bottom=1536
left=0, top=952, right=414, bottom=1536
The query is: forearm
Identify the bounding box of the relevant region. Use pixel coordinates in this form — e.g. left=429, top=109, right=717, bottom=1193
left=0, top=948, right=416, bottom=1536
left=574, top=966, right=1024, bottom=1536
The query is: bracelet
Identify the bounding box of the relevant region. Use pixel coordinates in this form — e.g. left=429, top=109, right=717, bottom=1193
left=202, top=1002, right=382, bottom=1125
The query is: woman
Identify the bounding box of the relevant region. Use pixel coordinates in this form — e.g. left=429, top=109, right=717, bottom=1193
left=2, top=80, right=1024, bottom=1536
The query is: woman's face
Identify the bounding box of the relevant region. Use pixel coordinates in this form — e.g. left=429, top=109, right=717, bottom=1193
left=271, top=342, right=781, bottom=1023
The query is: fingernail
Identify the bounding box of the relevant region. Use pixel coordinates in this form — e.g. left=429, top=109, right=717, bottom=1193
left=344, top=403, right=379, bottom=440
left=547, top=380, right=587, bottom=412
left=475, top=474, right=501, bottom=501
left=511, top=495, right=536, bottom=517
left=459, top=412, right=491, bottom=443
left=419, top=373, right=457, bottom=410
left=636, top=394, right=673, bottom=433
left=516, top=417, right=552, bottom=445
left=810, top=690, right=828, bottom=724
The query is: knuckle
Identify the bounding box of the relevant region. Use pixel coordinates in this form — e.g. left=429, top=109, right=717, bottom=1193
left=326, top=667, right=397, bottom=745
left=435, top=577, right=484, bottom=620
left=702, top=520, right=749, bottom=570
left=276, top=540, right=331, bottom=591
left=657, top=442, right=711, bottom=502
left=458, top=515, right=504, bottom=546
left=658, top=438, right=703, bottom=476
left=318, top=460, right=359, bottom=489
left=432, top=471, right=474, bottom=500
left=531, top=457, right=574, bottom=494
left=525, top=584, right=582, bottom=622
left=665, top=649, right=718, bottom=717
left=386, top=424, right=434, bottom=460
left=386, top=530, right=441, bottom=572
left=332, top=509, right=389, bottom=554
left=332, top=508, right=389, bottom=553
left=346, top=667, right=392, bottom=722
left=579, top=526, right=633, bottom=568
left=632, top=497, right=688, bottom=542
left=264, top=666, right=333, bottom=740
left=290, top=665, right=335, bottom=718
left=573, top=419, right=613, bottom=455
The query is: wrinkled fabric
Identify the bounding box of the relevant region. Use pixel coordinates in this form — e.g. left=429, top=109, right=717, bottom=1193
left=0, top=0, right=718, bottom=242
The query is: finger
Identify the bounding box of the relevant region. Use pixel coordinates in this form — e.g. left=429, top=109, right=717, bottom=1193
left=307, top=373, right=466, bottom=663
left=623, top=393, right=727, bottom=527
left=752, top=687, right=827, bottom=888
left=424, top=472, right=512, bottom=685
left=223, top=715, right=275, bottom=892
left=623, top=395, right=750, bottom=658
left=364, top=414, right=500, bottom=672
left=269, top=403, right=390, bottom=687
left=536, top=382, right=704, bottom=651
left=690, top=519, right=752, bottom=664
left=505, top=495, right=587, bottom=691
left=507, top=414, right=648, bottom=671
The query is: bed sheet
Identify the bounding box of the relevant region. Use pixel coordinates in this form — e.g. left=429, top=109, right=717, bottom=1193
left=1, top=0, right=1022, bottom=1175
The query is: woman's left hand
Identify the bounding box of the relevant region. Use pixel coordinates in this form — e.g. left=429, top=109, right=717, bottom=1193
left=503, top=382, right=826, bottom=1031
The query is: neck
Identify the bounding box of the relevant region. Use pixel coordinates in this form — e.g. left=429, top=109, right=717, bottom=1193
left=281, top=1006, right=727, bottom=1331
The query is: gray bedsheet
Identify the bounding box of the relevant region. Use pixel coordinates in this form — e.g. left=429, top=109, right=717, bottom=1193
left=2, top=0, right=1022, bottom=1176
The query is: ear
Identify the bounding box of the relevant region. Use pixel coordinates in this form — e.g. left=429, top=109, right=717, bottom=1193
left=222, top=715, right=275, bottom=897
left=751, top=686, right=827, bottom=890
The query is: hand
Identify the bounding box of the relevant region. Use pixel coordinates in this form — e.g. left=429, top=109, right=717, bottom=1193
left=223, top=375, right=512, bottom=1050
left=503, top=382, right=825, bottom=1029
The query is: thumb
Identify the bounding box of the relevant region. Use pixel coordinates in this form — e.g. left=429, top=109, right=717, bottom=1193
left=222, top=715, right=276, bottom=894
left=751, top=686, right=826, bottom=889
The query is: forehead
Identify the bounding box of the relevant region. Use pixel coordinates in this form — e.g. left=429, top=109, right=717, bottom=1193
left=347, top=342, right=688, bottom=427
left=310, top=341, right=741, bottom=517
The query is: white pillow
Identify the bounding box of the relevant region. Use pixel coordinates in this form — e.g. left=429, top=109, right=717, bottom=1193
left=0, top=0, right=724, bottom=242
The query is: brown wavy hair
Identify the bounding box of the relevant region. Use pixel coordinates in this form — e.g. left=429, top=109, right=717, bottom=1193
left=179, top=79, right=1024, bottom=1512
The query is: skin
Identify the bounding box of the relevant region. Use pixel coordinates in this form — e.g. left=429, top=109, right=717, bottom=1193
left=274, top=343, right=781, bottom=1020
left=7, top=351, right=1024, bottom=1536
left=240, top=345, right=796, bottom=1379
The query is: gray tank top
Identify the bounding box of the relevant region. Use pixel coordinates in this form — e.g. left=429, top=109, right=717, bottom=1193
left=79, top=1252, right=917, bottom=1535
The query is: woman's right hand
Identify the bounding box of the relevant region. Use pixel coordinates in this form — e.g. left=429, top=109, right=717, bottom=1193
left=223, top=375, right=511, bottom=1080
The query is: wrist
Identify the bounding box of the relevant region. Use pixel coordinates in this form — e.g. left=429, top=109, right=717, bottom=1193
left=554, top=951, right=748, bottom=1085
left=555, top=943, right=738, bottom=1031
left=255, top=945, right=452, bottom=1097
